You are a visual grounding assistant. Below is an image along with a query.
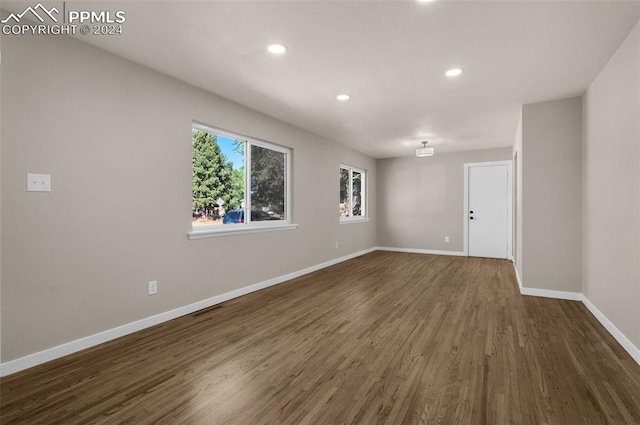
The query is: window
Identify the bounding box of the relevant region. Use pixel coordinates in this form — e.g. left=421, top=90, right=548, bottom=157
left=339, top=165, right=367, bottom=221
left=190, top=123, right=294, bottom=238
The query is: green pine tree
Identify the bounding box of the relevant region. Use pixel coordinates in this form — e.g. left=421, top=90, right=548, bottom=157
left=192, top=130, right=243, bottom=215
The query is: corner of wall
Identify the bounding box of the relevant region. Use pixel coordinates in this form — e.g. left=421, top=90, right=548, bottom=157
left=513, top=106, right=524, bottom=282
left=581, top=18, right=640, bottom=352
left=0, top=49, right=3, bottom=365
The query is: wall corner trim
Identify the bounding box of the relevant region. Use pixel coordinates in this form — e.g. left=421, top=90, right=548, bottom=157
left=0, top=246, right=377, bottom=377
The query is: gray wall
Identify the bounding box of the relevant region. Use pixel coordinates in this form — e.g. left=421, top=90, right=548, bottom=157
left=517, top=97, right=583, bottom=293
left=583, top=21, right=640, bottom=348
left=377, top=148, right=512, bottom=252
left=1, top=32, right=376, bottom=361
left=0, top=44, right=3, bottom=364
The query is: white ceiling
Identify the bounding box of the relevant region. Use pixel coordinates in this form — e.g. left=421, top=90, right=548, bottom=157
left=7, top=1, right=640, bottom=157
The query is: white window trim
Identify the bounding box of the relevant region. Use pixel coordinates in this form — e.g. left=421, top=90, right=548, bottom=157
left=188, top=223, right=298, bottom=240
left=190, top=122, right=295, bottom=238
left=339, top=217, right=370, bottom=224
left=339, top=164, right=367, bottom=222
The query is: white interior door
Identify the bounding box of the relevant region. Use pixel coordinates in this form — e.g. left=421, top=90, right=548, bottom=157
left=467, top=163, right=510, bottom=259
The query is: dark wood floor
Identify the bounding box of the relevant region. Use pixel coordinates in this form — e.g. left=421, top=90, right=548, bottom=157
left=2, top=252, right=640, bottom=424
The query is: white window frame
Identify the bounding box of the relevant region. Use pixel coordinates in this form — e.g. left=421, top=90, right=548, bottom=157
left=188, top=122, right=296, bottom=240
left=339, top=164, right=369, bottom=223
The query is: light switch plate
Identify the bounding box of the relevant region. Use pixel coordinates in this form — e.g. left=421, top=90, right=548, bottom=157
left=27, top=173, right=51, bottom=192
left=148, top=280, right=158, bottom=295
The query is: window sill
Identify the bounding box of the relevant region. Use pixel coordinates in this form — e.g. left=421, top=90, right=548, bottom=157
left=188, top=223, right=298, bottom=240
left=339, top=217, right=370, bottom=224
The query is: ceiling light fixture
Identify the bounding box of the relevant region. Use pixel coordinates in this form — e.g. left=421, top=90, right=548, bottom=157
left=416, top=141, right=435, bottom=157
left=267, top=43, right=287, bottom=54
left=445, top=68, right=463, bottom=77
left=336, top=94, right=351, bottom=101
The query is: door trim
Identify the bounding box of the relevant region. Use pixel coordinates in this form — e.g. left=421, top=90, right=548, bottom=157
left=463, top=160, right=513, bottom=258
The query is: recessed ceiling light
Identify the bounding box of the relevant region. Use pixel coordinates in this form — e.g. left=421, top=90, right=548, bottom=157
left=267, top=44, right=287, bottom=54
left=445, top=68, right=463, bottom=77
left=417, top=0, right=435, bottom=3
left=336, top=94, right=351, bottom=101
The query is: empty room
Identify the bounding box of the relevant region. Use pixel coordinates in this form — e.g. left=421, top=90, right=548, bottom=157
left=1, top=1, right=640, bottom=424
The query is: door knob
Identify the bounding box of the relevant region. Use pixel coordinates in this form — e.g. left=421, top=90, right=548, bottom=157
left=470, top=217, right=474, bottom=220
left=470, top=211, right=474, bottom=214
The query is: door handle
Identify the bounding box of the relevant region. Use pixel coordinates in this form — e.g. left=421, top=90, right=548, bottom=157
left=470, top=217, right=474, bottom=220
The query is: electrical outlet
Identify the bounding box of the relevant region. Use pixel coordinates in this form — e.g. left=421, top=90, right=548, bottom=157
left=148, top=280, right=158, bottom=295
left=335, top=241, right=339, bottom=249
left=27, top=173, right=51, bottom=192
left=444, top=236, right=450, bottom=243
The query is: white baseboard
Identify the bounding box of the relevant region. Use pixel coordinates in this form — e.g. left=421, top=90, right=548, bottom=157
left=4, top=248, right=638, bottom=376
left=511, top=262, right=581, bottom=301
left=512, top=262, right=523, bottom=291
left=519, top=287, right=583, bottom=301
left=511, top=262, right=639, bottom=366
left=376, top=246, right=466, bottom=256
left=582, top=295, right=640, bottom=366
left=0, top=247, right=377, bottom=377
